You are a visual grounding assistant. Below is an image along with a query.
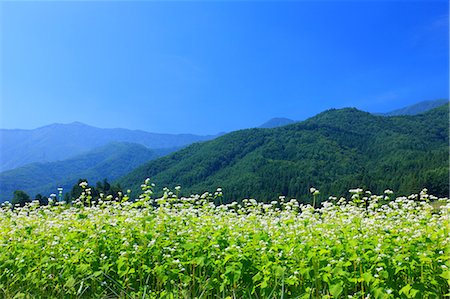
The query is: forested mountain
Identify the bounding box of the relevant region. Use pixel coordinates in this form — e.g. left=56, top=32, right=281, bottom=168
left=376, top=99, right=448, bottom=116
left=0, top=142, right=175, bottom=202
left=118, top=104, right=449, bottom=203
left=256, top=99, right=448, bottom=130
left=0, top=122, right=216, bottom=172
left=259, top=117, right=296, bottom=128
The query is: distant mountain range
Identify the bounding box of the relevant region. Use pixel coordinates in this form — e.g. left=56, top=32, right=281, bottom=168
left=257, top=99, right=449, bottom=129
left=259, top=117, right=296, bottom=128
left=375, top=99, right=448, bottom=116
left=0, top=142, right=174, bottom=201
left=118, top=103, right=449, bottom=202
left=0, top=99, right=447, bottom=202
left=0, top=122, right=216, bottom=172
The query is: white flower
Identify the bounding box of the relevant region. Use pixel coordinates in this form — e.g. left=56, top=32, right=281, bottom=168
left=79, top=181, right=88, bottom=188
left=349, top=188, right=363, bottom=194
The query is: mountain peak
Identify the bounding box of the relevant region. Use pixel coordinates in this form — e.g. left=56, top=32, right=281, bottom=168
left=376, top=99, right=449, bottom=116
left=37, top=121, right=92, bottom=130
left=259, top=117, right=296, bottom=129
left=69, top=121, right=89, bottom=126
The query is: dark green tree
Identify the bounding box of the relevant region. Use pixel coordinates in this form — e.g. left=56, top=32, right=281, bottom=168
left=96, top=179, right=111, bottom=194
left=34, top=193, right=49, bottom=205
left=67, top=178, right=124, bottom=203
left=12, top=190, right=31, bottom=207
left=69, top=179, right=89, bottom=201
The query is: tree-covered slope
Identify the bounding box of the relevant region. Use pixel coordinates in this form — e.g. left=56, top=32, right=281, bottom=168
left=259, top=117, right=296, bottom=128
left=0, top=142, right=175, bottom=202
left=376, top=99, right=448, bottom=116
left=118, top=104, right=449, bottom=203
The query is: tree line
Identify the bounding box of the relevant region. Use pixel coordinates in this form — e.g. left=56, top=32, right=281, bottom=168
left=10, top=178, right=123, bottom=207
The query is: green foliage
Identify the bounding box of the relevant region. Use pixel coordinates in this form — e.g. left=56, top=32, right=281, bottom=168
left=380, top=99, right=448, bottom=116
left=0, top=183, right=448, bottom=298
left=11, top=190, right=31, bottom=207
left=119, top=104, right=449, bottom=203
left=33, top=194, right=48, bottom=206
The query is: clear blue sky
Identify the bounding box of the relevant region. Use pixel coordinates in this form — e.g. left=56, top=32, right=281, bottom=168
left=1, top=0, right=448, bottom=135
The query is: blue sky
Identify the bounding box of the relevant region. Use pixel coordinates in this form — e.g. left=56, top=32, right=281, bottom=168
left=1, top=0, right=448, bottom=135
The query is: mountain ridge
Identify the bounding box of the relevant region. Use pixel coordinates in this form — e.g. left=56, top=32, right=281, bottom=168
left=0, top=123, right=217, bottom=172
left=0, top=141, right=177, bottom=201
left=117, top=104, right=449, bottom=202
left=374, top=99, right=448, bottom=116
left=259, top=117, right=296, bottom=128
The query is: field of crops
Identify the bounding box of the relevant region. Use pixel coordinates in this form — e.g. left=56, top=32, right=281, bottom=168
left=1, top=181, right=449, bottom=298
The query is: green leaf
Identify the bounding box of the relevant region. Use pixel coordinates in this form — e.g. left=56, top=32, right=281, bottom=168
left=329, top=283, right=343, bottom=298
left=64, top=276, right=76, bottom=289
left=13, top=293, right=26, bottom=299
left=410, top=288, right=420, bottom=298
left=373, top=287, right=387, bottom=299
left=440, top=270, right=450, bottom=281
left=275, top=265, right=285, bottom=277
left=252, top=272, right=262, bottom=282
left=93, top=271, right=103, bottom=277
left=362, top=272, right=373, bottom=283
left=194, top=256, right=205, bottom=266
left=399, top=284, right=411, bottom=296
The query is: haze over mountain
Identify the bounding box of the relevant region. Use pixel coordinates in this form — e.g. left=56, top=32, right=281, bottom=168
left=118, top=103, right=449, bottom=203
left=374, top=99, right=449, bottom=116
left=256, top=99, right=448, bottom=129
left=0, top=122, right=216, bottom=172
left=0, top=142, right=173, bottom=201
left=259, top=118, right=296, bottom=129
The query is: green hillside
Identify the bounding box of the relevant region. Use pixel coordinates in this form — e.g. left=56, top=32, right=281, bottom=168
left=259, top=117, right=296, bottom=128
left=0, top=142, right=175, bottom=202
left=118, top=104, right=449, bottom=203
left=378, top=99, right=449, bottom=116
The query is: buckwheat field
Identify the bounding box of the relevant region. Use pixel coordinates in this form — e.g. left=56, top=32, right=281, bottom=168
left=1, top=181, right=448, bottom=298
